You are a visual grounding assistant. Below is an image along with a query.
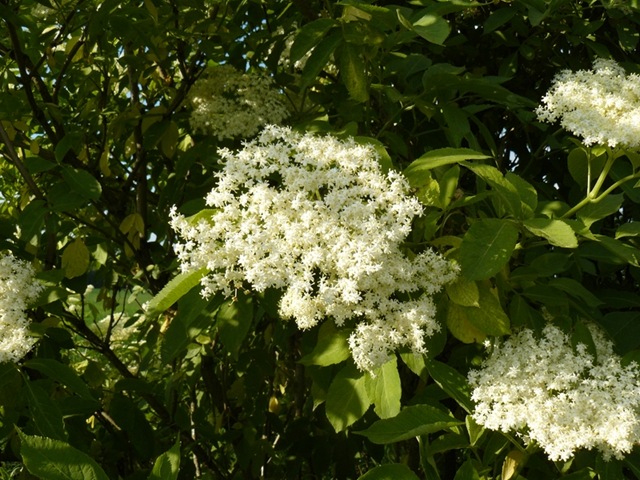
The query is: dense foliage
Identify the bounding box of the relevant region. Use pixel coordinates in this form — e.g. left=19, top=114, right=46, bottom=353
left=1, top=0, right=640, bottom=478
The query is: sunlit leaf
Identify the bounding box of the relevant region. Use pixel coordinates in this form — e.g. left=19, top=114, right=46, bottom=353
left=148, top=439, right=180, bottom=480
left=290, top=18, right=337, bottom=63
left=356, top=404, right=462, bottom=444
left=299, top=321, right=351, bottom=366
left=425, top=358, right=474, bottom=414
left=326, top=363, right=370, bottom=432
left=357, top=464, right=420, bottom=480
left=459, top=219, right=519, bottom=280
left=61, top=238, right=90, bottom=279
left=365, top=357, right=401, bottom=419
left=338, top=42, right=368, bottom=102
left=412, top=14, right=450, bottom=45
left=19, top=430, right=109, bottom=480
left=145, top=268, right=207, bottom=315
left=216, top=291, right=254, bottom=360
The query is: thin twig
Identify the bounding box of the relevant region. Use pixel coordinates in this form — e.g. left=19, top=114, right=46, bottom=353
left=0, top=123, right=45, bottom=200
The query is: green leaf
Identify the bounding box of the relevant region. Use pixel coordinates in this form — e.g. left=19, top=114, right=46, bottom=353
left=616, top=222, right=640, bottom=239
left=463, top=162, right=522, bottom=217
left=148, top=438, right=180, bottom=480
left=357, top=464, right=421, bottom=480
left=399, top=352, right=427, bottom=380
left=61, top=238, right=90, bottom=279
left=465, top=415, right=485, bottom=447
left=567, top=147, right=589, bottom=187
left=160, top=121, right=179, bottom=159
left=144, top=0, right=158, bottom=22
left=601, top=312, right=640, bottom=353
left=523, top=284, right=570, bottom=307
left=404, top=148, right=491, bottom=175
left=548, top=278, right=602, bottom=308
left=145, top=268, right=207, bottom=315
left=216, top=291, right=254, bottom=360
left=442, top=103, right=470, bottom=147
left=0, top=363, right=22, bottom=406
left=483, top=7, right=516, bottom=33
left=429, top=433, right=469, bottom=455
left=425, top=358, right=474, bottom=414
left=109, top=394, right=155, bottom=460
left=61, top=166, right=102, bottom=201
left=26, top=156, right=56, bottom=174
left=161, top=289, right=223, bottom=364
left=596, top=455, right=624, bottom=480
left=598, top=290, right=640, bottom=308
left=290, top=18, right=337, bottom=63
left=459, top=219, right=519, bottom=280
left=509, top=294, right=545, bottom=330
left=454, top=458, right=481, bottom=480
left=447, top=302, right=487, bottom=344
left=325, top=363, right=370, bottom=432
left=439, top=164, right=460, bottom=209
left=506, top=172, right=537, bottom=216
left=446, top=277, right=479, bottom=307
left=351, top=137, right=393, bottom=173
left=530, top=253, right=571, bottom=275
left=594, top=235, right=640, bottom=266
left=338, top=43, right=368, bottom=102
left=54, top=134, right=82, bottom=163
left=19, top=199, right=48, bottom=241
left=577, top=194, right=624, bottom=228
left=355, top=404, right=462, bottom=444
left=299, top=321, right=351, bottom=366
left=624, top=453, right=640, bottom=478
left=24, top=359, right=96, bottom=402
left=19, top=430, right=109, bottom=480
left=461, top=284, right=511, bottom=336
left=23, top=382, right=67, bottom=441
left=365, top=357, right=401, bottom=419
left=523, top=218, right=578, bottom=248
left=48, top=181, right=86, bottom=212
left=300, top=31, right=342, bottom=90
left=571, top=321, right=598, bottom=359
left=501, top=450, right=526, bottom=480
left=412, top=13, right=450, bottom=45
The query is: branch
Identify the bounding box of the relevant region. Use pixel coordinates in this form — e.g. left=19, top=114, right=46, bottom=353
left=4, top=18, right=62, bottom=143
left=0, top=122, right=44, bottom=200
left=65, top=310, right=225, bottom=476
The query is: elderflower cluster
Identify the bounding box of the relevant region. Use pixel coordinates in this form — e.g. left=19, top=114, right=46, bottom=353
left=0, top=254, right=44, bottom=363
left=536, top=58, right=640, bottom=148
left=188, top=65, right=289, bottom=141
left=468, top=324, right=640, bottom=462
left=170, top=125, right=458, bottom=372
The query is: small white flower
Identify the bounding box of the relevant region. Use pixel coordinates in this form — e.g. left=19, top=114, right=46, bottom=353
left=468, top=324, right=640, bottom=461
left=0, top=253, right=44, bottom=363
left=171, top=126, right=458, bottom=371
left=188, top=65, right=290, bottom=141
left=536, top=58, right=640, bottom=148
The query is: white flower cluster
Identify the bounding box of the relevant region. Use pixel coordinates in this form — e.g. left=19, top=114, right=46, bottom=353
left=468, top=324, right=640, bottom=462
left=170, top=125, right=458, bottom=372
left=188, top=65, right=289, bottom=141
left=0, top=253, right=44, bottom=363
left=536, top=58, right=640, bottom=148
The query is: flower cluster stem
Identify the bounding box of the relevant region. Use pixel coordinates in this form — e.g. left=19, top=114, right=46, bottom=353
left=561, top=151, right=633, bottom=219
